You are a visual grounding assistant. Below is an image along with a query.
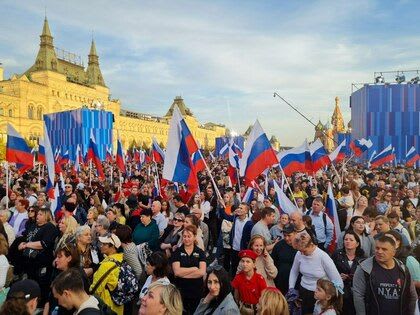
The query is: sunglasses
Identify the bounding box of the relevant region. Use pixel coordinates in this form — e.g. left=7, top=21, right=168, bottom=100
left=28, top=209, right=36, bottom=213
left=173, top=218, right=184, bottom=222
left=206, top=264, right=223, bottom=273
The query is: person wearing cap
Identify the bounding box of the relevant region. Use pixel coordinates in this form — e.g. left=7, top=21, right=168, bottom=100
left=231, top=249, right=267, bottom=314
left=133, top=208, right=160, bottom=251
left=271, top=223, right=298, bottom=294
left=0, top=279, right=41, bottom=314
left=90, top=233, right=124, bottom=315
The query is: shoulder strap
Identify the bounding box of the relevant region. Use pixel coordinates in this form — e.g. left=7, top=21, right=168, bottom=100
left=322, top=212, right=327, bottom=236
left=90, top=263, right=118, bottom=294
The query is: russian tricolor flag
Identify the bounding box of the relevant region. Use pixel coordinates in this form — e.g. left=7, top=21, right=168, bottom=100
left=278, top=140, right=312, bottom=176
left=162, top=105, right=199, bottom=192
left=309, top=139, right=331, bottom=172
left=350, top=138, right=373, bottom=157
left=325, top=182, right=341, bottom=254
left=406, top=147, right=419, bottom=167
left=152, top=137, right=165, bottom=163
left=106, top=146, right=113, bottom=163
left=6, top=124, right=34, bottom=174
left=329, top=139, right=347, bottom=163
left=273, top=179, right=296, bottom=215
left=242, top=187, right=254, bottom=204
left=38, top=143, right=46, bottom=165
left=218, top=143, right=229, bottom=158
left=43, top=121, right=56, bottom=200
left=370, top=145, right=394, bottom=168
left=192, top=150, right=206, bottom=172
left=87, top=135, right=105, bottom=180
left=228, top=141, right=240, bottom=186
left=116, top=138, right=126, bottom=173
left=239, top=120, right=278, bottom=184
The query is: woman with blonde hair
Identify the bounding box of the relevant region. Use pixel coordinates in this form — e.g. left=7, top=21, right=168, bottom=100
left=55, top=216, right=79, bottom=250
left=237, top=235, right=278, bottom=286
left=139, top=281, right=183, bottom=315
left=258, top=287, right=289, bottom=315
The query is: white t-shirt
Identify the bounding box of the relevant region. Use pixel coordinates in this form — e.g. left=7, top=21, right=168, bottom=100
left=0, top=255, right=9, bottom=289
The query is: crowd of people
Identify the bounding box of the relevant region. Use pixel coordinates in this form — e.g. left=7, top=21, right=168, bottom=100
left=0, top=158, right=418, bottom=315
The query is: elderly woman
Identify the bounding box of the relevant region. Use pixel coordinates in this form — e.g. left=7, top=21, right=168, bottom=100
left=139, top=282, right=183, bottom=315
left=133, top=208, right=160, bottom=251
left=288, top=229, right=343, bottom=315
left=160, top=212, right=185, bottom=257
left=75, top=225, right=98, bottom=278
left=0, top=209, right=15, bottom=245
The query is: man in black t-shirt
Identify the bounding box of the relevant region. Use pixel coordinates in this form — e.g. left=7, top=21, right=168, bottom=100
left=173, top=194, right=190, bottom=216
left=353, top=235, right=417, bottom=315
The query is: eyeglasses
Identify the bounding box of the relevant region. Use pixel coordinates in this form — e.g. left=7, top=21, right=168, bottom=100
left=28, top=209, right=36, bottom=213
left=173, top=218, right=184, bottom=222
left=206, top=264, right=223, bottom=273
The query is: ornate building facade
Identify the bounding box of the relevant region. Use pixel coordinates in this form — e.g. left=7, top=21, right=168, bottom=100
left=314, top=96, right=347, bottom=152
left=0, top=18, right=226, bottom=153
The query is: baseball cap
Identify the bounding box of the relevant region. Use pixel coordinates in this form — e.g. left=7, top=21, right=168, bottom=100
left=7, top=279, right=41, bottom=300
left=99, top=234, right=121, bottom=249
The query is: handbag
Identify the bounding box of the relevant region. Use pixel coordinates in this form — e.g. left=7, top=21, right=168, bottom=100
left=23, top=248, right=40, bottom=259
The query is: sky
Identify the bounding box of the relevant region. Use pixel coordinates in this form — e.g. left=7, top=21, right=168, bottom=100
left=1, top=0, right=419, bottom=146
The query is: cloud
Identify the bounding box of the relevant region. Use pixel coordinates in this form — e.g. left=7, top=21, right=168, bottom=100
left=1, top=1, right=419, bottom=146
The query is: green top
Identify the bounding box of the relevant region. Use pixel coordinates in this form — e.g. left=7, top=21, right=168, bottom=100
left=132, top=219, right=160, bottom=251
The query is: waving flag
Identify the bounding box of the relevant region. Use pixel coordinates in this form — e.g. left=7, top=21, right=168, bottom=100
left=219, top=143, right=229, bottom=158
left=116, top=138, right=126, bottom=173
left=106, top=146, right=113, bottom=163
left=278, top=140, right=312, bottom=176
left=325, top=182, right=341, bottom=254
left=43, top=121, right=56, bottom=199
left=232, top=142, right=243, bottom=158
left=49, top=183, right=62, bottom=217
left=273, top=179, right=296, bottom=215
left=6, top=124, right=34, bottom=174
left=370, top=145, right=394, bottom=168
left=162, top=105, right=199, bottom=192
left=228, top=140, right=240, bottom=186
left=406, top=147, right=419, bottom=167
left=152, top=137, right=165, bottom=163
left=329, top=139, right=347, bottom=163
left=350, top=138, right=373, bottom=157
left=87, top=135, right=105, bottom=180
left=239, top=120, right=278, bottom=184
left=242, top=187, right=254, bottom=204
left=309, top=139, right=331, bottom=172
left=192, top=150, right=206, bottom=172
left=38, top=143, right=46, bottom=165
left=367, top=150, right=377, bottom=168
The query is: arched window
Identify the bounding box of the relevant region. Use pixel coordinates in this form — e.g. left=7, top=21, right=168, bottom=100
left=8, top=109, right=13, bottom=117
left=37, top=106, right=43, bottom=120
left=28, top=106, right=34, bottom=119
left=0, top=108, right=3, bottom=116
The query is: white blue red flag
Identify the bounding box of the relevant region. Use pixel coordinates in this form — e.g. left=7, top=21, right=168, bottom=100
left=43, top=121, right=56, bottom=200
left=309, top=139, right=331, bottom=172
left=106, top=146, right=113, bottom=163
left=350, top=138, right=373, bottom=157
left=192, top=150, right=206, bottom=172
left=239, top=120, right=278, bottom=184
left=87, top=134, right=105, bottom=180
left=228, top=140, right=240, bottom=186
left=278, top=140, right=312, bottom=176
left=219, top=143, right=229, bottom=158
left=370, top=145, right=394, bottom=168
left=6, top=124, right=34, bottom=174
left=162, top=105, right=199, bottom=192
left=116, top=138, right=126, bottom=173
left=152, top=137, right=165, bottom=163
left=242, top=187, right=254, bottom=204
left=273, top=179, right=296, bottom=215
left=406, top=146, right=419, bottom=167
left=38, top=143, right=46, bottom=165
left=325, top=182, right=341, bottom=254
left=329, top=139, right=347, bottom=163
left=49, top=183, right=62, bottom=217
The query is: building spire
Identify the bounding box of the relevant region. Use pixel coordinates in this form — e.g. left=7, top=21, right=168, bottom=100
left=86, top=38, right=105, bottom=86
left=331, top=96, right=345, bottom=133
left=41, top=16, right=52, bottom=38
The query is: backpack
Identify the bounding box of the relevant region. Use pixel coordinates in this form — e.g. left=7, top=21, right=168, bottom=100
left=108, top=258, right=139, bottom=305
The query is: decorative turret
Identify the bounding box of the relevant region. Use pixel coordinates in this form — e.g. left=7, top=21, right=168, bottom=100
left=86, top=40, right=105, bottom=86
left=270, top=135, right=280, bottom=151
left=315, top=120, right=324, bottom=131
left=30, top=17, right=58, bottom=72
left=331, top=96, right=345, bottom=133
left=165, top=96, right=194, bottom=117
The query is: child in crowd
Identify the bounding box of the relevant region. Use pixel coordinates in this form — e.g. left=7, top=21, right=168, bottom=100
left=231, top=249, right=267, bottom=314
left=313, top=278, right=343, bottom=315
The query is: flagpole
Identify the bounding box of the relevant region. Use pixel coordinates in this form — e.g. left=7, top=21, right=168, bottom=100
left=154, top=161, right=162, bottom=196
left=5, top=163, right=9, bottom=211
left=110, top=164, right=113, bottom=184
left=277, top=164, right=299, bottom=209
left=89, top=160, right=92, bottom=187
left=38, top=162, right=41, bottom=190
